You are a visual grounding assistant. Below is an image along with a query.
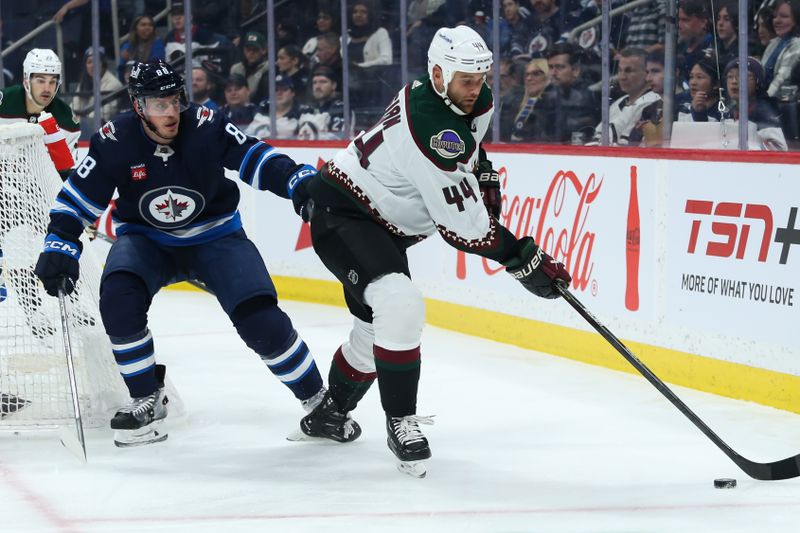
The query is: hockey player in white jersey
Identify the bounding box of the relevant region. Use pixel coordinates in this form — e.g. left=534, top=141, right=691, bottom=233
left=290, top=26, right=572, bottom=477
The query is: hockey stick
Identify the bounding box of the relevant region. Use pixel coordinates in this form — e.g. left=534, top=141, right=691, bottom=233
left=555, top=282, right=800, bottom=481
left=85, top=226, right=214, bottom=295
left=57, top=281, right=87, bottom=463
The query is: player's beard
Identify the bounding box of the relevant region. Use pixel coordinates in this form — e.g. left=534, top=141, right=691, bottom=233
left=453, top=95, right=475, bottom=114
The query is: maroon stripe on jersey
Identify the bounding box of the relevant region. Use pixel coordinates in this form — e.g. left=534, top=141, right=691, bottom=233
left=373, top=345, right=421, bottom=365
left=333, top=346, right=376, bottom=382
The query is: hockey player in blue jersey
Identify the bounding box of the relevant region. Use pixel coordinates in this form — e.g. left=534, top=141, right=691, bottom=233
left=33, top=60, right=347, bottom=447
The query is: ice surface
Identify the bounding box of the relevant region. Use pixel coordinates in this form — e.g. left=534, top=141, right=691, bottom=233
left=1, top=291, right=798, bottom=532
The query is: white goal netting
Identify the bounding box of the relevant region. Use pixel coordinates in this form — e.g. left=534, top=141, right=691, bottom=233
left=0, top=123, right=128, bottom=429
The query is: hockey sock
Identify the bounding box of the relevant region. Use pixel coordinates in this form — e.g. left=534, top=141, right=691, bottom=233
left=373, top=345, right=421, bottom=417
left=99, top=272, right=156, bottom=397
left=328, top=346, right=376, bottom=412
left=111, top=328, right=158, bottom=398
left=231, top=297, right=322, bottom=400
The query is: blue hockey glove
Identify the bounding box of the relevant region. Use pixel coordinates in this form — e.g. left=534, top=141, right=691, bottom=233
left=287, top=164, right=317, bottom=222
left=505, top=237, right=571, bottom=299
left=34, top=233, right=82, bottom=297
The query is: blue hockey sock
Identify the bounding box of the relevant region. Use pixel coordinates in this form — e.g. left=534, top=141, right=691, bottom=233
left=111, top=328, right=158, bottom=398
left=262, top=329, right=323, bottom=401
left=231, top=297, right=322, bottom=400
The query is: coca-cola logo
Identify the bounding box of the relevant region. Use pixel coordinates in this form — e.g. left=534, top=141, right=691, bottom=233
left=457, top=167, right=602, bottom=292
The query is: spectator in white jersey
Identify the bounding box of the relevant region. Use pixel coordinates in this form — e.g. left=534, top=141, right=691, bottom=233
left=247, top=74, right=312, bottom=139
left=297, top=66, right=354, bottom=140
left=588, top=47, right=660, bottom=146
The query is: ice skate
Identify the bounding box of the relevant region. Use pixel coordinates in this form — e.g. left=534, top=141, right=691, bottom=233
left=290, top=390, right=361, bottom=443
left=111, top=388, right=169, bottom=447
left=301, top=387, right=328, bottom=414
left=386, top=415, right=434, bottom=478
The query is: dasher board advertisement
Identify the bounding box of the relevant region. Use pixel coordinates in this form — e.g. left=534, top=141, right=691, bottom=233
left=666, top=160, right=799, bottom=347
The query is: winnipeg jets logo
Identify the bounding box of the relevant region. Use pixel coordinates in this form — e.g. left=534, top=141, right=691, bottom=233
left=155, top=192, right=190, bottom=221
left=139, top=186, right=205, bottom=229
left=99, top=121, right=117, bottom=141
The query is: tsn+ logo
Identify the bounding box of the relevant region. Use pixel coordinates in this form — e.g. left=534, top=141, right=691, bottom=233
left=684, top=200, right=800, bottom=264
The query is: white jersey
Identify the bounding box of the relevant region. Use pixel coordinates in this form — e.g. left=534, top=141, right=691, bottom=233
left=329, top=77, right=495, bottom=247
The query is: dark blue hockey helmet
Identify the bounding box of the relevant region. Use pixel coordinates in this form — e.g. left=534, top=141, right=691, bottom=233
left=128, top=60, right=189, bottom=116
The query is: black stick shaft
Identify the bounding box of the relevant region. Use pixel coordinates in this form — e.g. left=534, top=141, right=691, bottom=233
left=556, top=283, right=800, bottom=481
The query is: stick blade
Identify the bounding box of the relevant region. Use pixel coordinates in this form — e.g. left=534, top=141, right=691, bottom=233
left=58, top=426, right=87, bottom=463
left=738, top=453, right=800, bottom=481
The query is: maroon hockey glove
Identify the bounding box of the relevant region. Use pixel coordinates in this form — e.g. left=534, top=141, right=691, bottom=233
left=475, top=160, right=502, bottom=219
left=505, top=237, right=571, bottom=299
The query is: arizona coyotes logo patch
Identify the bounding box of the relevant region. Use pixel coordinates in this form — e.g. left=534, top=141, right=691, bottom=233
left=197, top=106, right=214, bottom=126
left=130, top=163, right=147, bottom=181
left=99, top=121, right=117, bottom=141
left=430, top=130, right=465, bottom=159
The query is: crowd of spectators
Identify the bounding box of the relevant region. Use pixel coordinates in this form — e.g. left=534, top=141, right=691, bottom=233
left=4, top=1, right=800, bottom=149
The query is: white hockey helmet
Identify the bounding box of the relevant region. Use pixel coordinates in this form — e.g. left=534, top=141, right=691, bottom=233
left=427, top=26, right=493, bottom=110
left=23, top=48, right=63, bottom=95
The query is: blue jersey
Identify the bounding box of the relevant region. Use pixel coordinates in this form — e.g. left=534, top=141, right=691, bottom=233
left=48, top=104, right=311, bottom=246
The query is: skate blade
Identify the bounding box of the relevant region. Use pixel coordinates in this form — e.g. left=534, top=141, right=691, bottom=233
left=286, top=428, right=336, bottom=442
left=114, top=421, right=168, bottom=448
left=286, top=428, right=312, bottom=442
left=397, top=460, right=427, bottom=478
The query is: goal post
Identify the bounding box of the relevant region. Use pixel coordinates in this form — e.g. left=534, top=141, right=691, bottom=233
left=0, top=123, right=128, bottom=429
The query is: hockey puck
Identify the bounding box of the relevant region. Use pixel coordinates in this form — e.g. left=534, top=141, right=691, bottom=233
left=714, top=478, right=736, bottom=489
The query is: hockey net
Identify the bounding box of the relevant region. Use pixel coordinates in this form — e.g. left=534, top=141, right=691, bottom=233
left=0, top=122, right=128, bottom=429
